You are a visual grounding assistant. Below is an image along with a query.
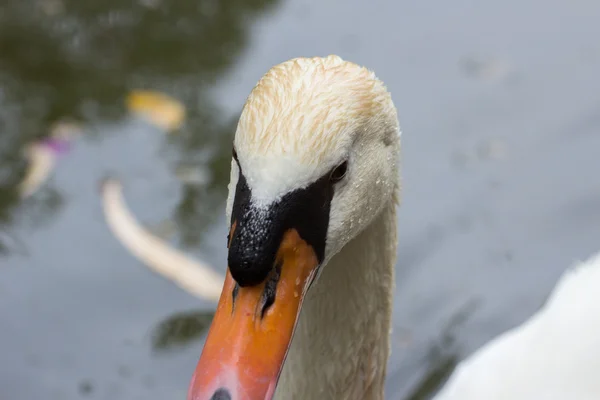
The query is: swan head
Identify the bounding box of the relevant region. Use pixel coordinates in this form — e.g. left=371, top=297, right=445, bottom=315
left=188, top=55, right=401, bottom=400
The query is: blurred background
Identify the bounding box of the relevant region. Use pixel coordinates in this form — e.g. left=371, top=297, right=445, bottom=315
left=1, top=0, right=600, bottom=399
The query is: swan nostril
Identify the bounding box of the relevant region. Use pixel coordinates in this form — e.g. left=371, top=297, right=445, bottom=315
left=210, top=388, right=231, bottom=400
left=260, top=260, right=282, bottom=318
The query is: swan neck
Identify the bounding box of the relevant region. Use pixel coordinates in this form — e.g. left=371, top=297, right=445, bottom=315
left=276, top=200, right=398, bottom=400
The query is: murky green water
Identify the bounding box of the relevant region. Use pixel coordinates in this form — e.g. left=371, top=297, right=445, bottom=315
left=2, top=1, right=600, bottom=399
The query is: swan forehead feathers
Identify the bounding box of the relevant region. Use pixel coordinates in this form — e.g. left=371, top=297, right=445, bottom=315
left=233, top=55, right=398, bottom=204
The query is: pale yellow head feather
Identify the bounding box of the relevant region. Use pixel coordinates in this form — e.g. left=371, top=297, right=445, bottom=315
left=236, top=55, right=395, bottom=166
left=231, top=55, right=400, bottom=206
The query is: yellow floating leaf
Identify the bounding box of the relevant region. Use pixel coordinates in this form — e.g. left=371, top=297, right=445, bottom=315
left=126, top=90, right=186, bottom=132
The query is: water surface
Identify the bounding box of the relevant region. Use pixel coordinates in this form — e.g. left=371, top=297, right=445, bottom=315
left=1, top=0, right=600, bottom=399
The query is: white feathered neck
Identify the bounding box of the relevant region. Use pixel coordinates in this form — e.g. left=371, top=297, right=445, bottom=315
left=274, top=200, right=398, bottom=400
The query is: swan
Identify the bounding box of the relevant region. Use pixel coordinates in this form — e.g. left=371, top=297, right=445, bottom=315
left=100, top=55, right=600, bottom=400
left=187, top=55, right=401, bottom=400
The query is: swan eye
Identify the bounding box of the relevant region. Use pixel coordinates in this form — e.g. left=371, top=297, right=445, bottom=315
left=329, top=161, right=348, bottom=183
left=232, top=147, right=238, bottom=162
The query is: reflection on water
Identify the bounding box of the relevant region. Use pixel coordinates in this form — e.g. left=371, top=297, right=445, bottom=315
left=151, top=310, right=215, bottom=353
left=0, top=0, right=280, bottom=254
left=404, top=353, right=458, bottom=400
left=401, top=300, right=478, bottom=400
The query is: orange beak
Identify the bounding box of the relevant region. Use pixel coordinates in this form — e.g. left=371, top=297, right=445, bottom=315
left=187, top=228, right=320, bottom=400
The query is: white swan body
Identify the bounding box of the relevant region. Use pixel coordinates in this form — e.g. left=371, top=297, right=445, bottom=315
left=434, top=250, right=600, bottom=400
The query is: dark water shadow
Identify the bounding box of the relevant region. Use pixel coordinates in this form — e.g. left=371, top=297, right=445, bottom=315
left=403, top=354, right=459, bottom=400
left=401, top=299, right=479, bottom=400
left=151, top=309, right=215, bottom=353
